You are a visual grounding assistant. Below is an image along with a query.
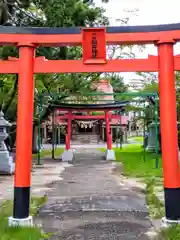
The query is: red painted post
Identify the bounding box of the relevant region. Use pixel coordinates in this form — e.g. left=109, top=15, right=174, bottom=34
left=109, top=134, right=112, bottom=150
left=105, top=111, right=112, bottom=150
left=65, top=135, right=69, bottom=150
left=13, top=44, right=35, bottom=220
left=66, top=111, right=72, bottom=150
left=158, top=41, right=180, bottom=221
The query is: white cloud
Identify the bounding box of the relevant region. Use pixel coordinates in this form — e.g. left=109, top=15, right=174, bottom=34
left=96, top=0, right=180, bottom=26
left=94, top=0, right=180, bottom=81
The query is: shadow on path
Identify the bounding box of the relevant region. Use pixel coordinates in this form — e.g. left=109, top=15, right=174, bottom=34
left=36, top=149, right=152, bottom=239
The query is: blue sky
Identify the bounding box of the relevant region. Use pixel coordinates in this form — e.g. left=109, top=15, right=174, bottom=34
left=94, top=0, right=180, bottom=83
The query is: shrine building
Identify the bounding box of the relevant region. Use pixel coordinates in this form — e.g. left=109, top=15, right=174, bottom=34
left=42, top=79, right=129, bottom=144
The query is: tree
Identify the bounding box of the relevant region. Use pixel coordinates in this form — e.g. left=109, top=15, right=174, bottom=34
left=0, top=74, right=18, bottom=120
left=136, top=71, right=180, bottom=122
left=0, top=0, right=110, bottom=150
left=0, top=0, right=139, bottom=151
left=0, top=0, right=109, bottom=102
left=134, top=70, right=180, bottom=149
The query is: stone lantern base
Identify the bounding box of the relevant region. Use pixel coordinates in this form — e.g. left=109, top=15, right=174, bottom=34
left=0, top=111, right=15, bottom=175
left=0, top=151, right=15, bottom=174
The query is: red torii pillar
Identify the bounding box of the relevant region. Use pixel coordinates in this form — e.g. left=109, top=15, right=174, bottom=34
left=9, top=44, right=35, bottom=226
left=158, top=41, right=180, bottom=223
left=62, top=110, right=74, bottom=162
left=105, top=111, right=115, bottom=160
left=105, top=111, right=111, bottom=149
left=66, top=110, right=72, bottom=150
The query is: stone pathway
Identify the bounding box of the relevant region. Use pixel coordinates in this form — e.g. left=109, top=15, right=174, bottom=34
left=0, top=159, right=70, bottom=203
left=36, top=149, right=153, bottom=239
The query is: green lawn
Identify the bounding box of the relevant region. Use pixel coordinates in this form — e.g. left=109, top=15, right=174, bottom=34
left=0, top=197, right=50, bottom=240
left=33, top=147, right=64, bottom=159
left=100, top=144, right=163, bottom=218
left=115, top=144, right=162, bottom=178
left=128, top=136, right=144, bottom=143
left=110, top=145, right=164, bottom=218
left=101, top=144, right=162, bottom=178
left=158, top=225, right=180, bottom=240
left=134, top=136, right=144, bottom=143
left=100, top=145, right=180, bottom=238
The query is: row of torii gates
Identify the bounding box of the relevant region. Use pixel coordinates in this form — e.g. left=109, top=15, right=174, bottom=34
left=61, top=110, right=114, bottom=154
left=51, top=102, right=128, bottom=161
left=1, top=24, right=180, bottom=226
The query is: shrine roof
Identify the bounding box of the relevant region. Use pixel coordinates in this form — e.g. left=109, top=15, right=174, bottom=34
left=49, top=100, right=129, bottom=110
left=0, top=23, right=180, bottom=34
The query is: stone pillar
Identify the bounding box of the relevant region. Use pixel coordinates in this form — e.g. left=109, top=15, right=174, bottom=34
left=146, top=122, right=159, bottom=152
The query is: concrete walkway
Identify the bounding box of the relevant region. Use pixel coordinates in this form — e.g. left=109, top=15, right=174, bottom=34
left=36, top=149, right=153, bottom=239
left=0, top=159, right=70, bottom=203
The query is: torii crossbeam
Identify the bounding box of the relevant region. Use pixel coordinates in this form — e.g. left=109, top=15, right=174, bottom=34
left=2, top=54, right=180, bottom=73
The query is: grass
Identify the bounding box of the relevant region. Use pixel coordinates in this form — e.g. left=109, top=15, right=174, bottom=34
left=100, top=144, right=180, bottom=238
left=145, top=178, right=164, bottom=219
left=134, top=136, right=144, bottom=143
left=33, top=147, right=64, bottom=159
left=116, top=146, right=162, bottom=178
left=0, top=148, right=64, bottom=239
left=101, top=144, right=162, bottom=178
left=157, top=225, right=180, bottom=240
left=100, top=144, right=164, bottom=219
left=0, top=196, right=49, bottom=240
left=111, top=144, right=164, bottom=218
left=128, top=136, right=144, bottom=143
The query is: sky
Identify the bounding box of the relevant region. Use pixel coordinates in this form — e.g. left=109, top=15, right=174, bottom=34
left=94, top=0, right=180, bottom=82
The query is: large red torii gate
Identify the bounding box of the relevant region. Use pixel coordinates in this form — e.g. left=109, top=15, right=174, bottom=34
left=2, top=23, right=179, bottom=226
